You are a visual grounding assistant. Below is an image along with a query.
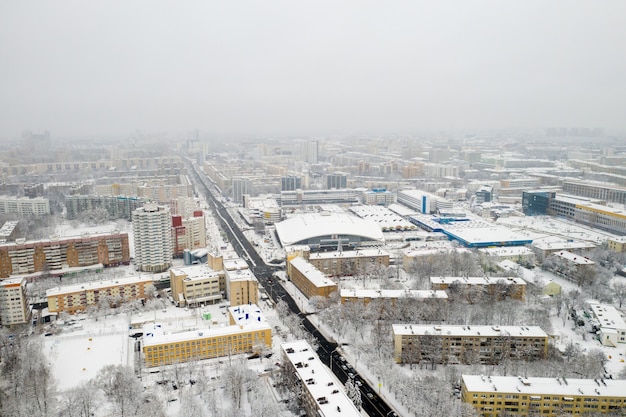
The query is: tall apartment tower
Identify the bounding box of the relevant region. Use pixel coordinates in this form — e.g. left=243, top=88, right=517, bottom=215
left=281, top=175, right=302, bottom=191
left=132, top=203, right=173, bottom=273
left=326, top=172, right=347, bottom=189
left=231, top=178, right=251, bottom=204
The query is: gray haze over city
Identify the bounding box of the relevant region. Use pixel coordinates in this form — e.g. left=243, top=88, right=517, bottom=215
left=2, top=0, right=626, bottom=139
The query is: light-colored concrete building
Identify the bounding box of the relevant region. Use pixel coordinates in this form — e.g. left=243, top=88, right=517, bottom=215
left=0, top=196, right=50, bottom=216
left=132, top=203, right=173, bottom=273
left=589, top=303, right=626, bottom=347
left=0, top=277, right=30, bottom=326
left=169, top=264, right=224, bottom=307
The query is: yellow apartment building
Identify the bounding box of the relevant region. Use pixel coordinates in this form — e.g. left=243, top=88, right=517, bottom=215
left=461, top=374, right=626, bottom=416
left=393, top=324, right=548, bottom=365
left=287, top=256, right=338, bottom=299
left=143, top=304, right=271, bottom=367
left=46, top=275, right=152, bottom=314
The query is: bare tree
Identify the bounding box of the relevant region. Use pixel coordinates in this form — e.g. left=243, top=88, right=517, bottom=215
left=613, top=281, right=626, bottom=308
left=57, top=383, right=97, bottom=417
left=95, top=365, right=143, bottom=417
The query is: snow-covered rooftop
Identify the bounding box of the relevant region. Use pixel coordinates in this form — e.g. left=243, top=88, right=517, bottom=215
left=348, top=205, right=416, bottom=231
left=225, top=267, right=256, bottom=282
left=223, top=258, right=250, bottom=271
left=309, top=248, right=389, bottom=260
left=46, top=275, right=153, bottom=297
left=393, top=324, right=547, bottom=338
left=430, top=276, right=526, bottom=286
left=552, top=250, right=595, bottom=265
left=462, top=375, right=626, bottom=398
left=143, top=320, right=271, bottom=347
left=170, top=264, right=222, bottom=281
left=589, top=304, right=626, bottom=331
left=341, top=289, right=448, bottom=300
left=275, top=211, right=384, bottom=246
left=289, top=257, right=336, bottom=288
left=281, top=340, right=361, bottom=417
left=228, top=304, right=266, bottom=325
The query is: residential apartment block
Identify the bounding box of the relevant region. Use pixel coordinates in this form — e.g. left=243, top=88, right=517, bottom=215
left=307, top=248, right=390, bottom=277
left=169, top=264, right=224, bottom=307
left=0, top=232, right=130, bottom=278
left=132, top=203, right=172, bottom=273
left=0, top=196, right=50, bottom=216
left=281, top=340, right=361, bottom=417
left=340, top=289, right=447, bottom=305
left=393, top=325, right=548, bottom=365
left=143, top=304, right=271, bottom=367
left=46, top=275, right=153, bottom=314
left=287, top=256, right=338, bottom=299
left=550, top=250, right=596, bottom=284
left=0, top=277, right=30, bottom=326
left=461, top=375, right=626, bottom=416
left=64, top=195, right=148, bottom=221
left=171, top=213, right=206, bottom=257
left=430, top=276, right=527, bottom=301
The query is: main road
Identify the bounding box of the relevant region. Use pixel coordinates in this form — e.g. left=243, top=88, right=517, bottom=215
left=184, top=156, right=399, bottom=417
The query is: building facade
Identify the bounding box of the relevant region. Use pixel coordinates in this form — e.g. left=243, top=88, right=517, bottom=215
left=461, top=375, right=626, bottom=416
left=0, top=196, right=50, bottom=216
left=169, top=264, right=224, bottom=307
left=0, top=232, right=130, bottom=278
left=393, top=325, right=548, bottom=365
left=287, top=256, right=338, bottom=299
left=340, top=289, right=447, bottom=305
left=0, top=277, right=30, bottom=326
left=64, top=195, right=148, bottom=221
left=132, top=203, right=173, bottom=273
left=307, top=249, right=390, bottom=277
left=46, top=276, right=152, bottom=314
left=431, top=276, right=527, bottom=301
left=143, top=304, right=271, bottom=367
left=171, top=213, right=206, bottom=257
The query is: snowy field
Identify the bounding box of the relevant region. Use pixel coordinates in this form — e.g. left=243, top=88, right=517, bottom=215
left=44, top=329, right=129, bottom=391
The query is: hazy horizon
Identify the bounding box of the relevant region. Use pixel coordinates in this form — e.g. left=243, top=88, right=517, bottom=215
left=1, top=1, right=625, bottom=139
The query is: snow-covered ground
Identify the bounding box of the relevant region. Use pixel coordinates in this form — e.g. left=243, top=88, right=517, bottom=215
left=43, top=319, right=129, bottom=391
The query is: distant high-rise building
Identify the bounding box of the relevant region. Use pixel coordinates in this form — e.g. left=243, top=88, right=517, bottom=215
left=281, top=175, right=302, bottom=191
left=231, top=178, right=251, bottom=204
left=326, top=172, right=347, bottom=189
left=132, top=203, right=172, bottom=273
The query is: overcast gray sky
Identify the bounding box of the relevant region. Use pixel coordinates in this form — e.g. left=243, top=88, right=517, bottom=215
left=1, top=1, right=625, bottom=138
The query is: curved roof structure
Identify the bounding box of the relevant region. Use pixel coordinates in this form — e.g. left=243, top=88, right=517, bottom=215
left=275, top=212, right=384, bottom=247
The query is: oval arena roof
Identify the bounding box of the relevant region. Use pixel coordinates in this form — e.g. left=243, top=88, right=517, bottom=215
left=275, top=212, right=384, bottom=246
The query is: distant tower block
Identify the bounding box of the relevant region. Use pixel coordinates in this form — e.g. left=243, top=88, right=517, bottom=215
left=132, top=203, right=173, bottom=273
